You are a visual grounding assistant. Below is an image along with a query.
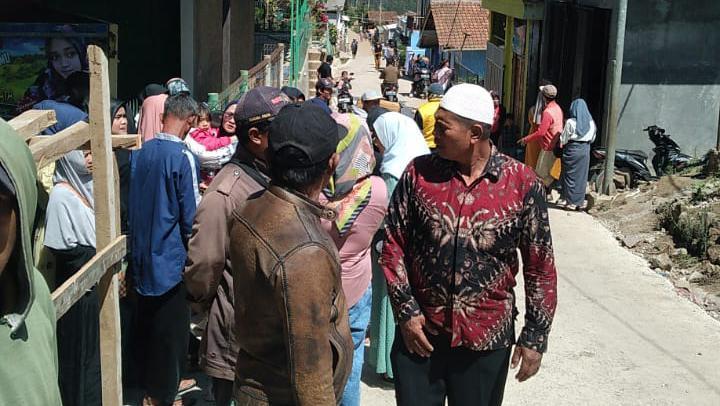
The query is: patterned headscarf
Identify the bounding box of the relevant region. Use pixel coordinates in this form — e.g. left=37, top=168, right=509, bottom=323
left=323, top=113, right=376, bottom=236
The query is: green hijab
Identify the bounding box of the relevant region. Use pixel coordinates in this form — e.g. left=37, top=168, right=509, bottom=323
left=0, top=118, right=39, bottom=336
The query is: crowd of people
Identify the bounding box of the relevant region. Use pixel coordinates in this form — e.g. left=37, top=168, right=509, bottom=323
left=1, top=36, right=576, bottom=406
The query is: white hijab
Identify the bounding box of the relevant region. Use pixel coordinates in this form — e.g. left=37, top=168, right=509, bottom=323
left=373, top=112, right=430, bottom=179
left=44, top=151, right=96, bottom=250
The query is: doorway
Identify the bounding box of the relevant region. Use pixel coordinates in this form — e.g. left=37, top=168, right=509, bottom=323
left=542, top=3, right=611, bottom=141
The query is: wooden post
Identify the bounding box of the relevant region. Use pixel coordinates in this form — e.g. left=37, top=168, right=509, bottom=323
left=264, top=55, right=272, bottom=86
left=88, top=45, right=123, bottom=406
left=277, top=43, right=285, bottom=87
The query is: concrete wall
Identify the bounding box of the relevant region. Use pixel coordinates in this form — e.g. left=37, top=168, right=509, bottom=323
left=615, top=0, right=720, bottom=156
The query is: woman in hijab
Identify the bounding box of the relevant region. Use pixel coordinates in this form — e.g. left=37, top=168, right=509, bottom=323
left=184, top=100, right=240, bottom=189
left=559, top=98, right=596, bottom=210
left=321, top=113, right=388, bottom=406
left=109, top=99, right=143, bottom=403
left=44, top=149, right=101, bottom=406
left=367, top=110, right=430, bottom=381
left=524, top=105, right=542, bottom=169
left=372, top=111, right=431, bottom=188
left=138, top=92, right=168, bottom=142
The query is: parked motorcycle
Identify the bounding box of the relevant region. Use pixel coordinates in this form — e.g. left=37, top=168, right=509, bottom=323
left=645, top=125, right=694, bottom=176
left=588, top=147, right=655, bottom=191
left=382, top=83, right=398, bottom=102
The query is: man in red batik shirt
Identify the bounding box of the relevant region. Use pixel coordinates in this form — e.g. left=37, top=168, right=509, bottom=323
left=381, top=83, right=558, bottom=406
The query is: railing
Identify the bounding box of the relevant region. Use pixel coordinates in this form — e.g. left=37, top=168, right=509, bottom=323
left=454, top=61, right=484, bottom=86
left=218, top=43, right=285, bottom=107
left=290, top=0, right=313, bottom=86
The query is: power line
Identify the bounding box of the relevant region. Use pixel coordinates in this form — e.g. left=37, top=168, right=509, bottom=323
left=444, top=0, right=463, bottom=49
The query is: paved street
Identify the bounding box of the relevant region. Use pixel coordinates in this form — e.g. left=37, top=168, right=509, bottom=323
left=341, top=35, right=720, bottom=406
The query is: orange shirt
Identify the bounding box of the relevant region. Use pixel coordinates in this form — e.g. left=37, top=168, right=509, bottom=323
left=525, top=101, right=564, bottom=150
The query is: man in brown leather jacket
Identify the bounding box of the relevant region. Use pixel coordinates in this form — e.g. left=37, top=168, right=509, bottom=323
left=184, top=86, right=289, bottom=405
left=228, top=102, right=353, bottom=405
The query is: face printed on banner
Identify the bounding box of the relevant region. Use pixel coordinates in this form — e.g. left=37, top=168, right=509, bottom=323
left=48, top=38, right=83, bottom=79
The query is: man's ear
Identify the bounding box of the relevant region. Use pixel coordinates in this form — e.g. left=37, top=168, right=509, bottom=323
left=470, top=123, right=486, bottom=143
left=248, top=128, right=262, bottom=145
left=327, top=153, right=340, bottom=175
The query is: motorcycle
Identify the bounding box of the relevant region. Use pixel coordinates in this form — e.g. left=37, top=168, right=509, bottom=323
left=336, top=90, right=354, bottom=113
left=588, top=147, right=655, bottom=191
left=418, top=67, right=431, bottom=98
left=382, top=83, right=398, bottom=102
left=645, top=125, right=694, bottom=176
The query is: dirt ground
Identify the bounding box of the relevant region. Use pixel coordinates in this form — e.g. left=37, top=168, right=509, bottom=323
left=590, top=175, right=720, bottom=320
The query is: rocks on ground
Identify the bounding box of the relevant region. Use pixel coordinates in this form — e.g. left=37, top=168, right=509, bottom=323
left=590, top=174, right=720, bottom=320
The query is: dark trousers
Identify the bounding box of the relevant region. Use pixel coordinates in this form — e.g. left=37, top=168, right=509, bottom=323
left=391, top=331, right=511, bottom=406
left=52, top=246, right=102, bottom=406
left=212, top=377, right=234, bottom=406
left=137, top=283, right=191, bottom=405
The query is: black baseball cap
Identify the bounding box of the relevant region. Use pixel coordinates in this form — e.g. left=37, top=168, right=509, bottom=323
left=235, top=86, right=290, bottom=126
left=269, top=103, right=340, bottom=167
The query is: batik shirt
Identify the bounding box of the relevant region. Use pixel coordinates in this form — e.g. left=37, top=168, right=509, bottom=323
left=381, top=151, right=557, bottom=352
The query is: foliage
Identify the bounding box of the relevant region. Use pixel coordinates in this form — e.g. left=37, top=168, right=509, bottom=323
left=657, top=201, right=711, bottom=258
left=329, top=25, right=338, bottom=46
left=255, top=0, right=292, bottom=31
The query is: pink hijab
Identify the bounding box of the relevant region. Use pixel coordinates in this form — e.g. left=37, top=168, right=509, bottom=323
left=139, top=93, right=167, bottom=141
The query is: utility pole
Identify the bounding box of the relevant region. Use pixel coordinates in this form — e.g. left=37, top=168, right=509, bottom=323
left=716, top=104, right=720, bottom=150
left=601, top=0, right=628, bottom=195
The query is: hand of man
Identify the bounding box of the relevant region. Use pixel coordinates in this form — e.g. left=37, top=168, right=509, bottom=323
left=511, top=346, right=543, bottom=382
left=518, top=137, right=527, bottom=146
left=399, top=314, right=438, bottom=358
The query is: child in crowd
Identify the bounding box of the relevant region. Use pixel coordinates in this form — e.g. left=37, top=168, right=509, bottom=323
left=189, top=103, right=237, bottom=151
left=187, top=103, right=237, bottom=188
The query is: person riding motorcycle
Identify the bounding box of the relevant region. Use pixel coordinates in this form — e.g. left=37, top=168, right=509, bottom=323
left=336, top=71, right=353, bottom=93
left=412, top=57, right=430, bottom=96
left=380, top=58, right=400, bottom=98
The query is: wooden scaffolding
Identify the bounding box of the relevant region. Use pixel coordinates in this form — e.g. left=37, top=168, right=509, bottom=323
left=8, top=45, right=136, bottom=406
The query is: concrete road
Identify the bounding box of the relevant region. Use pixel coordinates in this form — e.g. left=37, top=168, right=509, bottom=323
left=336, top=34, right=422, bottom=113
left=343, top=35, right=720, bottom=405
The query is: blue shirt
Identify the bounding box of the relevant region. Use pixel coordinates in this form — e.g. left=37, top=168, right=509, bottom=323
left=129, top=133, right=200, bottom=296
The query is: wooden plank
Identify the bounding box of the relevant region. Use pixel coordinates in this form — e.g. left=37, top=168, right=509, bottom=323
left=30, top=122, right=90, bottom=169
left=88, top=44, right=124, bottom=406
left=8, top=110, right=57, bottom=141
left=110, top=134, right=140, bottom=149
left=77, top=134, right=140, bottom=150
left=51, top=236, right=126, bottom=319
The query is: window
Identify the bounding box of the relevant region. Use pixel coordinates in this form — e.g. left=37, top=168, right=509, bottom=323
left=491, top=12, right=507, bottom=46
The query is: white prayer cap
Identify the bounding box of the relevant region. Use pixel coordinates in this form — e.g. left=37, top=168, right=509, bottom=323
left=439, top=83, right=494, bottom=125
left=361, top=90, right=382, bottom=101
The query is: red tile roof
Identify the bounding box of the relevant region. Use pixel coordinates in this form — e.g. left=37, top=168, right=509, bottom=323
left=423, top=0, right=490, bottom=51
left=366, top=10, right=399, bottom=24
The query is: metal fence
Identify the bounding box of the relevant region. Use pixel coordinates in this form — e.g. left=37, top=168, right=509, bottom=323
left=290, top=0, right=313, bottom=86
left=218, top=44, right=285, bottom=107
left=454, top=61, right=483, bottom=86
